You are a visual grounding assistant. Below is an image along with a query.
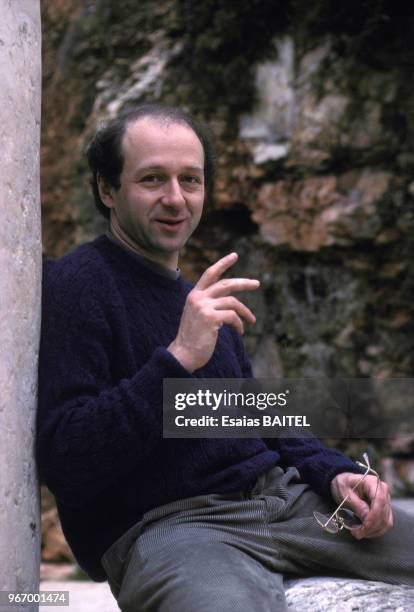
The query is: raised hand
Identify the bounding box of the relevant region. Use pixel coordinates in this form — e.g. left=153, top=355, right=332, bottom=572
left=168, top=253, right=260, bottom=372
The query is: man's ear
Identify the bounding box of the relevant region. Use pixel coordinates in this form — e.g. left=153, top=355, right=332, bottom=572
left=97, top=174, right=115, bottom=210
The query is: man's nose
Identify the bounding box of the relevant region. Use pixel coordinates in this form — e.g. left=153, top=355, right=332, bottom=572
left=161, top=178, right=186, bottom=206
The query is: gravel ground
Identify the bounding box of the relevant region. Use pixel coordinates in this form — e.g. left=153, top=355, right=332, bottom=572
left=39, top=581, right=120, bottom=612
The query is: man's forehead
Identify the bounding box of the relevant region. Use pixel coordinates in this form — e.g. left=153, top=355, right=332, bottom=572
left=121, top=116, right=204, bottom=167
left=122, top=116, right=201, bottom=148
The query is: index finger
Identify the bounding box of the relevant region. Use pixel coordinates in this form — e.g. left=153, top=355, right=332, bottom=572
left=196, top=253, right=239, bottom=290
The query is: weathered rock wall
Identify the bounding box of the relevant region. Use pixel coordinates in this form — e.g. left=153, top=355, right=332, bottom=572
left=40, top=0, right=414, bottom=515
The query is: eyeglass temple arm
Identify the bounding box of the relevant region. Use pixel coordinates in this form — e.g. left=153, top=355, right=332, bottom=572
left=323, top=455, right=378, bottom=528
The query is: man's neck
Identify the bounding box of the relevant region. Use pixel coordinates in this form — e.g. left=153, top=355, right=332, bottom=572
left=107, top=219, right=180, bottom=280
left=109, top=216, right=179, bottom=271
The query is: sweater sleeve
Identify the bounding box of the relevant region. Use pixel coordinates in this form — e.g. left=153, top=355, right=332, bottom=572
left=37, top=264, right=192, bottom=508
left=232, top=331, right=365, bottom=501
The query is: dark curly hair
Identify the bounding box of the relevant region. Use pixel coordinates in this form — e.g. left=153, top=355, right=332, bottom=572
left=86, top=103, right=216, bottom=220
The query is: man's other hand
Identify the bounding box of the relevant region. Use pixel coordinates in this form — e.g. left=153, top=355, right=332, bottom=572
left=330, top=471, right=393, bottom=539
left=168, top=253, right=259, bottom=372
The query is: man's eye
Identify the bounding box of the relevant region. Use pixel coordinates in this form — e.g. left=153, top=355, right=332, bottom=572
left=181, top=176, right=202, bottom=184
left=141, top=175, right=163, bottom=183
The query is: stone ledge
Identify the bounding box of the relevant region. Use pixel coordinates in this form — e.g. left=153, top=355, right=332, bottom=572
left=285, top=577, right=414, bottom=611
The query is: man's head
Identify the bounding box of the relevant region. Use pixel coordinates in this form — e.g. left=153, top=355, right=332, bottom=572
left=87, top=104, right=215, bottom=269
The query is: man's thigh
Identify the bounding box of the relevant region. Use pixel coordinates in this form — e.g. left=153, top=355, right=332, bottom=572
left=117, top=538, right=286, bottom=612
left=102, top=490, right=288, bottom=612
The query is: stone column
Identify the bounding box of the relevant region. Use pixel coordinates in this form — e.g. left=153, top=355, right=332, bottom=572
left=0, top=2, right=42, bottom=611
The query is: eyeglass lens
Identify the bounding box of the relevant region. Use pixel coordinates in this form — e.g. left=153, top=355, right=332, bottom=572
left=314, top=509, right=362, bottom=533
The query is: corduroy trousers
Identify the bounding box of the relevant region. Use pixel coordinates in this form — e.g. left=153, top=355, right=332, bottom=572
left=101, top=466, right=414, bottom=611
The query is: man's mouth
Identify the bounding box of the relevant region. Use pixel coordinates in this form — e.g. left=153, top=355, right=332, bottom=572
left=154, top=218, right=187, bottom=231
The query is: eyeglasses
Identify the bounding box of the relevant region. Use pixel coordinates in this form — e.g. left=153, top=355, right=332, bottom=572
left=313, top=452, right=380, bottom=534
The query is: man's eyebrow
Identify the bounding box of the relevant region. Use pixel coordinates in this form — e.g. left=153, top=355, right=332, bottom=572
left=182, top=166, right=204, bottom=172
left=136, top=165, right=204, bottom=173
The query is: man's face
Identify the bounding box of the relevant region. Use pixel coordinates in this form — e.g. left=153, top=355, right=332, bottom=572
left=99, top=117, right=205, bottom=269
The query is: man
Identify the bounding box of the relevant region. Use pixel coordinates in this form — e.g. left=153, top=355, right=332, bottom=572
left=37, top=104, right=413, bottom=611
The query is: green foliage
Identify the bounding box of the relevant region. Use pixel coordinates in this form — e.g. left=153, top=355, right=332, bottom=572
left=290, top=0, right=414, bottom=69
left=44, top=0, right=414, bottom=133
left=165, top=0, right=290, bottom=124
left=162, top=0, right=414, bottom=130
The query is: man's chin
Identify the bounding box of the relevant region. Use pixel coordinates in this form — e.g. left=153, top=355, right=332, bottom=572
left=151, top=242, right=185, bottom=255
left=149, top=234, right=190, bottom=254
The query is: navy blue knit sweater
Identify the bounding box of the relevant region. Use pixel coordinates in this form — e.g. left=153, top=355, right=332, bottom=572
left=37, top=234, right=363, bottom=581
